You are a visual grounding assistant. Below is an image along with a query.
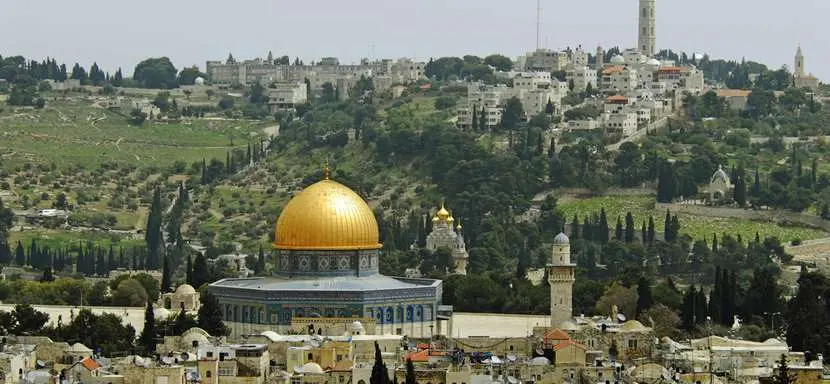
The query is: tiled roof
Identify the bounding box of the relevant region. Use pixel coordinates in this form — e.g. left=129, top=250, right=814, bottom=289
left=657, top=66, right=683, bottom=72
left=544, top=329, right=570, bottom=341
left=602, top=66, right=625, bottom=75
left=606, top=95, right=629, bottom=103
left=553, top=339, right=586, bottom=351
left=80, top=357, right=101, bottom=371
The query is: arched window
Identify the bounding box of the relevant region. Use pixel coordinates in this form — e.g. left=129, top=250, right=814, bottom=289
left=206, top=371, right=212, bottom=378
left=358, top=380, right=366, bottom=384
left=192, top=340, right=199, bottom=348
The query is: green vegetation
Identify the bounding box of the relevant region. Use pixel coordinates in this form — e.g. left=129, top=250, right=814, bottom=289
left=558, top=195, right=825, bottom=242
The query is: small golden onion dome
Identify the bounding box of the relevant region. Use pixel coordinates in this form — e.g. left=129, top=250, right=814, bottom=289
left=456, top=220, right=463, bottom=230
left=431, top=216, right=440, bottom=222
left=274, top=179, right=381, bottom=250
left=436, top=206, right=450, bottom=221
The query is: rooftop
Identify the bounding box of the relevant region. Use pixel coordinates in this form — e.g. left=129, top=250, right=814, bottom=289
left=715, top=89, right=751, bottom=98
left=211, top=275, right=440, bottom=292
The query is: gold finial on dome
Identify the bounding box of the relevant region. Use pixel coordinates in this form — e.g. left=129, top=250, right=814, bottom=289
left=436, top=200, right=450, bottom=221
left=447, top=209, right=455, bottom=222
left=323, top=158, right=330, bottom=180
left=456, top=219, right=462, bottom=230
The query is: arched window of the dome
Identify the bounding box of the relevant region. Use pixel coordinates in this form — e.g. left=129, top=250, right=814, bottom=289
left=386, top=308, right=394, bottom=323
left=406, top=306, right=413, bottom=321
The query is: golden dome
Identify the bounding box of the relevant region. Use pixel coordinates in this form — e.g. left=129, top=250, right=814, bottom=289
left=274, top=179, right=381, bottom=250
left=436, top=203, right=450, bottom=221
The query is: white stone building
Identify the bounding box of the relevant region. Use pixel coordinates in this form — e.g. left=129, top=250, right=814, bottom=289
left=267, top=82, right=308, bottom=113
left=601, top=66, right=638, bottom=93
left=566, top=65, right=598, bottom=93
left=793, top=46, right=820, bottom=90
left=521, top=49, right=569, bottom=72
left=425, top=203, right=468, bottom=275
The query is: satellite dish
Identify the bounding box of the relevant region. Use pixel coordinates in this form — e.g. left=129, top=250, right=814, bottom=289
left=617, top=314, right=627, bottom=322
left=181, top=352, right=190, bottom=361
left=35, top=360, right=45, bottom=368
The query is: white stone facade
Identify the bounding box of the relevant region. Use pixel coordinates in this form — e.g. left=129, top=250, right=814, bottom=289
left=425, top=204, right=468, bottom=275
left=566, top=66, right=598, bottom=93
left=638, top=0, right=657, bottom=56
left=268, top=82, right=308, bottom=113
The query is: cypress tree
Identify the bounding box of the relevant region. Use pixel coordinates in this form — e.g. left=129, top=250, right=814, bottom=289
left=647, top=216, right=655, bottom=244
left=751, top=169, right=761, bottom=197
left=624, top=212, right=635, bottom=243
left=197, top=291, right=229, bottom=336
left=598, top=208, right=609, bottom=243
left=635, top=277, right=653, bottom=315
left=664, top=209, right=672, bottom=242
left=138, top=300, right=156, bottom=354
left=161, top=252, right=172, bottom=293
left=192, top=254, right=208, bottom=289
left=471, top=107, right=478, bottom=131
left=712, top=233, right=719, bottom=252
left=186, top=254, right=193, bottom=286
left=370, top=341, right=390, bottom=384
left=145, top=187, right=163, bottom=270
left=478, top=106, right=486, bottom=131
left=708, top=266, right=722, bottom=323
left=695, top=289, right=708, bottom=325
left=614, top=217, right=623, bottom=240
left=719, top=269, right=730, bottom=324
left=734, top=177, right=747, bottom=207
left=570, top=215, right=580, bottom=239
left=405, top=358, right=416, bottom=384
left=641, top=221, right=647, bottom=244
left=15, top=241, right=25, bottom=266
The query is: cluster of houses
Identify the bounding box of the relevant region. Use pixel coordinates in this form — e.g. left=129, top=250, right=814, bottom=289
left=1, top=305, right=824, bottom=384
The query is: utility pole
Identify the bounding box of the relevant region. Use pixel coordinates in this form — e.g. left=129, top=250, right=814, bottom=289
left=536, top=0, right=542, bottom=50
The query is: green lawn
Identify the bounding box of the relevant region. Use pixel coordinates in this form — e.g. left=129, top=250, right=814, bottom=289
left=0, top=100, right=269, bottom=170
left=558, top=195, right=827, bottom=242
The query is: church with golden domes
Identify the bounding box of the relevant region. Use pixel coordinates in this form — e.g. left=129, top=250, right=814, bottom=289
left=425, top=202, right=469, bottom=275
left=208, top=167, right=444, bottom=339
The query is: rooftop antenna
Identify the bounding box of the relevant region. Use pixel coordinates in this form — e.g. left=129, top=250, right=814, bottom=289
left=536, top=0, right=542, bottom=50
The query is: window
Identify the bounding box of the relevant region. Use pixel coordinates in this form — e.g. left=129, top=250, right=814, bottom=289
left=206, top=371, right=212, bottom=378
left=192, top=341, right=199, bottom=348
left=627, top=339, right=638, bottom=350
left=218, top=368, right=234, bottom=376
left=308, top=353, right=313, bottom=360
left=339, top=377, right=345, bottom=384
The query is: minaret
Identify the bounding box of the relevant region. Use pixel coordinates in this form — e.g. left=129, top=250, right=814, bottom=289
left=795, top=46, right=805, bottom=77
left=596, top=46, right=604, bottom=69
left=638, top=0, right=656, bottom=56
left=548, top=232, right=575, bottom=327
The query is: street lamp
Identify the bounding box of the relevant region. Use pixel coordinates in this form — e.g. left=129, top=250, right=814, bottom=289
left=763, top=312, right=782, bottom=337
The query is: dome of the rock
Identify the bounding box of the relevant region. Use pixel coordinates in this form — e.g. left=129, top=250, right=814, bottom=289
left=274, top=179, right=380, bottom=250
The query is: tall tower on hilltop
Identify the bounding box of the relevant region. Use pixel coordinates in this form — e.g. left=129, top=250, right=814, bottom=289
left=638, top=0, right=656, bottom=56
left=548, top=232, right=575, bottom=327
left=795, top=46, right=805, bottom=76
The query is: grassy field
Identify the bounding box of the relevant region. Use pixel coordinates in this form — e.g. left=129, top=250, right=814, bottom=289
left=558, top=195, right=827, bottom=242
left=0, top=99, right=269, bottom=170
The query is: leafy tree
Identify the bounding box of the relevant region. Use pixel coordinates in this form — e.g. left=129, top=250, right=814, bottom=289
left=734, top=176, right=747, bottom=207
left=483, top=54, right=513, bottom=72
left=129, top=109, right=148, bottom=126
left=111, top=278, right=149, bottom=307
left=0, top=199, right=12, bottom=249
left=177, top=66, right=206, bottom=86
left=249, top=83, right=269, bottom=105
left=594, top=282, right=637, bottom=320
left=742, top=265, right=783, bottom=323
left=638, top=304, right=680, bottom=337
left=500, top=97, right=524, bottom=132
left=133, top=57, right=178, bottom=89
left=197, top=291, right=229, bottom=336
left=11, top=304, right=49, bottom=335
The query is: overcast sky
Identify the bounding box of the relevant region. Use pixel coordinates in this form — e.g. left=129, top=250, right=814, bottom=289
left=1, top=0, right=827, bottom=80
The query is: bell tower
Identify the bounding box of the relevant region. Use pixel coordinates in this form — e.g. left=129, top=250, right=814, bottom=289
left=795, top=46, right=805, bottom=77
left=548, top=232, right=575, bottom=327
left=638, top=0, right=656, bottom=56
